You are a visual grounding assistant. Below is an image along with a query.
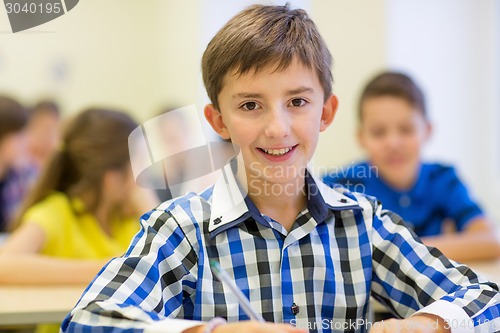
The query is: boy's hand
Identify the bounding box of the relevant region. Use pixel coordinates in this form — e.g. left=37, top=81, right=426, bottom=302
left=185, top=321, right=308, bottom=333
left=370, top=314, right=451, bottom=333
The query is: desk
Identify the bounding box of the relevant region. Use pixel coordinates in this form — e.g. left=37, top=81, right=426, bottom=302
left=0, top=285, right=86, bottom=326
left=463, top=259, right=500, bottom=284
left=1, top=261, right=499, bottom=327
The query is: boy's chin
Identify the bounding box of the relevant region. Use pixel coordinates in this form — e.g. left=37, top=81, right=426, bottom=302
left=246, top=176, right=305, bottom=198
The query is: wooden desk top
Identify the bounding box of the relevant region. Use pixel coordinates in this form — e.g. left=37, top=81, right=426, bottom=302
left=0, top=285, right=86, bottom=326
left=1, top=260, right=499, bottom=326
left=462, top=259, right=500, bottom=284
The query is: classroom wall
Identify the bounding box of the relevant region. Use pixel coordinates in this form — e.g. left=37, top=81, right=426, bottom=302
left=0, top=0, right=197, bottom=121
left=310, top=0, right=387, bottom=170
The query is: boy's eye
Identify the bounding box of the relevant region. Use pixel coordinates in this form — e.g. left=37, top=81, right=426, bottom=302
left=241, top=102, right=260, bottom=111
left=400, top=125, right=415, bottom=135
left=290, top=98, right=306, bottom=107
left=370, top=128, right=385, bottom=138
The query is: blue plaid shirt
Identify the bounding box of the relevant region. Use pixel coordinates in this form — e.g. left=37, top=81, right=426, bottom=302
left=62, top=163, right=500, bottom=333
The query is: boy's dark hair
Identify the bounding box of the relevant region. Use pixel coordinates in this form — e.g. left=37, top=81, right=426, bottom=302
left=202, top=4, right=333, bottom=110
left=358, top=71, right=426, bottom=120
left=0, top=95, right=27, bottom=140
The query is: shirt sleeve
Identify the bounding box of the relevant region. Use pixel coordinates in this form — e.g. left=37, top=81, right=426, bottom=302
left=22, top=200, right=61, bottom=250
left=439, top=166, right=484, bottom=230
left=370, top=199, right=500, bottom=333
left=61, top=208, right=201, bottom=333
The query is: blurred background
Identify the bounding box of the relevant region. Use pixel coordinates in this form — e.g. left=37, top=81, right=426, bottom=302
left=0, top=0, right=499, bottom=223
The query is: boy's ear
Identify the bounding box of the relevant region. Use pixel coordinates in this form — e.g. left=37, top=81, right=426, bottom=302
left=319, top=94, right=339, bottom=132
left=424, top=121, right=433, bottom=141
left=357, top=126, right=365, bottom=148
left=204, top=104, right=231, bottom=140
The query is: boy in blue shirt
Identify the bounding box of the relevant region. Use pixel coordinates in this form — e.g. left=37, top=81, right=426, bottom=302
left=62, top=5, right=500, bottom=333
left=323, top=72, right=500, bottom=262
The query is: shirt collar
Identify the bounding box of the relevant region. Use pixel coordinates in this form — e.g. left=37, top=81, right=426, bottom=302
left=208, top=161, right=362, bottom=238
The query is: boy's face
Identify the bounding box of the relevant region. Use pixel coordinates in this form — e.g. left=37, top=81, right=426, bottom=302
left=205, top=58, right=337, bottom=189
left=358, top=96, right=431, bottom=188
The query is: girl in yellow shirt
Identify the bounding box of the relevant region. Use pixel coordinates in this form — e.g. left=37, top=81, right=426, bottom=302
left=0, top=108, right=158, bottom=284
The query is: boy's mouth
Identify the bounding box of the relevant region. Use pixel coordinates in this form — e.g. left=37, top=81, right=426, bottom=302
left=258, top=145, right=297, bottom=157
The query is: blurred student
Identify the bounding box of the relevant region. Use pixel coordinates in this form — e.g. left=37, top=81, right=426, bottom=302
left=25, top=99, right=62, bottom=170
left=0, top=108, right=158, bottom=281
left=0, top=108, right=158, bottom=332
left=0, top=95, right=33, bottom=232
left=323, top=71, right=500, bottom=262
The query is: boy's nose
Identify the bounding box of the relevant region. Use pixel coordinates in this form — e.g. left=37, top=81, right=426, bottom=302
left=264, top=107, right=291, bottom=138
left=386, top=132, right=403, bottom=149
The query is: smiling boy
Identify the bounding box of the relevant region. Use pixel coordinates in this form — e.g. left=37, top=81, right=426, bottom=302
left=62, top=4, right=499, bottom=333
left=323, top=72, right=500, bottom=262
left=204, top=56, right=334, bottom=233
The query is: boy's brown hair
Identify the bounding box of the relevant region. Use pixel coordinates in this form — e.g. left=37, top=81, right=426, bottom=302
left=358, top=71, right=427, bottom=121
left=202, top=4, right=333, bottom=110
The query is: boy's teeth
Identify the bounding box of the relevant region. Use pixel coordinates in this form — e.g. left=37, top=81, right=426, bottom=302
left=262, top=147, right=291, bottom=156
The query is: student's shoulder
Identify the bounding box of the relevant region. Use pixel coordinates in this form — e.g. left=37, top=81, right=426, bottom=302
left=24, top=192, right=71, bottom=218
left=323, top=162, right=378, bottom=192
left=22, top=192, right=76, bottom=233
left=424, top=162, right=460, bottom=182
left=328, top=182, right=379, bottom=216
left=323, top=161, right=370, bottom=180
left=140, top=188, right=213, bottom=234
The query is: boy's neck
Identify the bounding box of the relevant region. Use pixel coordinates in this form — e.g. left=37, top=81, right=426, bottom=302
left=378, top=164, right=421, bottom=191
left=247, top=177, right=307, bottom=232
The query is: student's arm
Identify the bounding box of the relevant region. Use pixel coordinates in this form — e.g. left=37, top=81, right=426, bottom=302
left=0, top=223, right=107, bottom=284
left=367, top=197, right=500, bottom=333
left=421, top=217, right=500, bottom=262
left=421, top=166, right=500, bottom=261
left=61, top=210, right=192, bottom=333
left=61, top=209, right=306, bottom=333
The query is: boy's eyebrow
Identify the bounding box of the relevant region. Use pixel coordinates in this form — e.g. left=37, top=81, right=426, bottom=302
left=232, top=87, right=315, bottom=99
left=233, top=93, right=263, bottom=99
left=286, top=87, right=315, bottom=95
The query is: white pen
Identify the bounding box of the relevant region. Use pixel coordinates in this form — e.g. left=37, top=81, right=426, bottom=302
left=209, top=259, right=266, bottom=323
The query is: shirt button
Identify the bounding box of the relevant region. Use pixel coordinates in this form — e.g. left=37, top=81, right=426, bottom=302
left=291, top=303, right=299, bottom=315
